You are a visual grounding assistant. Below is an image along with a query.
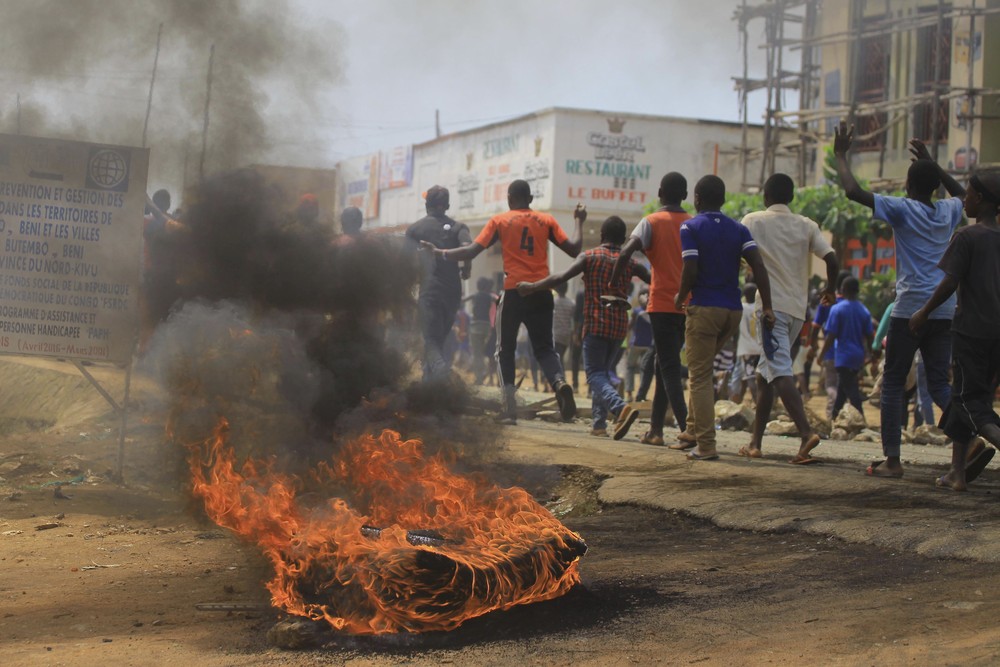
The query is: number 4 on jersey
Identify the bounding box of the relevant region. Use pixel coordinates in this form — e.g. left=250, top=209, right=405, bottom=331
left=519, top=226, right=535, bottom=256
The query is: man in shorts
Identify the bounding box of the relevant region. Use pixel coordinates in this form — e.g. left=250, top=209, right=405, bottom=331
left=741, top=173, right=839, bottom=464
left=422, top=180, right=585, bottom=424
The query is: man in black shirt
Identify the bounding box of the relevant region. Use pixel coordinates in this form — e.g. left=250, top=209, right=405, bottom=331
left=406, top=186, right=472, bottom=382
left=911, top=171, right=1000, bottom=490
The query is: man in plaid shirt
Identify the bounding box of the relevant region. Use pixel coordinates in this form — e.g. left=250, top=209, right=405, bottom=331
left=518, top=217, right=650, bottom=439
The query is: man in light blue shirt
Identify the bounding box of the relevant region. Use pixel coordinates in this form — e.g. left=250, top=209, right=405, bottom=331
left=833, top=121, right=965, bottom=478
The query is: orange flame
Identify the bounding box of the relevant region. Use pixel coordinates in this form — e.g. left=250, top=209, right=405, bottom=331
left=187, top=420, right=585, bottom=634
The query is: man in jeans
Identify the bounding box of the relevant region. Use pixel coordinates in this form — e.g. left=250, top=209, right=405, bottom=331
left=741, top=173, right=839, bottom=464
left=423, top=180, right=585, bottom=424
left=406, top=186, right=472, bottom=382
left=674, top=175, right=774, bottom=460
left=518, top=216, right=649, bottom=439
left=833, top=121, right=965, bottom=478
left=612, top=172, right=692, bottom=447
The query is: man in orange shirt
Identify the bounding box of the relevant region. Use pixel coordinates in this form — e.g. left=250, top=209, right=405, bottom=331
left=612, top=172, right=690, bottom=446
left=423, top=179, right=585, bottom=424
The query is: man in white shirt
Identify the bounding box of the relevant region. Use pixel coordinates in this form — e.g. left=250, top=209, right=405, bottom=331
left=740, top=173, right=839, bottom=464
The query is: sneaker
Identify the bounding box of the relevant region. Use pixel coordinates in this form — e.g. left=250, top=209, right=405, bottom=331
left=494, top=414, right=517, bottom=426
left=612, top=405, right=640, bottom=441
left=590, top=427, right=609, bottom=437
left=555, top=381, right=577, bottom=421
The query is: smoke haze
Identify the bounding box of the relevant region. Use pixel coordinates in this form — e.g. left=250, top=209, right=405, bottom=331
left=0, top=0, right=344, bottom=191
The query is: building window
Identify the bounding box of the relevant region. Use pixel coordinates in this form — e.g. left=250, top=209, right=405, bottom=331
left=854, top=34, right=890, bottom=152
left=914, top=14, right=952, bottom=144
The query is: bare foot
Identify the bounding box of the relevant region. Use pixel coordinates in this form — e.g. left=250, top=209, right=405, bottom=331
left=866, top=460, right=903, bottom=478
left=796, top=433, right=821, bottom=460
left=935, top=472, right=967, bottom=492
left=738, top=445, right=762, bottom=459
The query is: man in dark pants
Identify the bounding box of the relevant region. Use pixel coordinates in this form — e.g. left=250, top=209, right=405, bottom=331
left=518, top=216, right=650, bottom=439
left=406, top=186, right=471, bottom=382
left=612, top=172, right=691, bottom=446
left=421, top=180, right=585, bottom=423
left=911, top=171, right=1000, bottom=490
left=834, top=121, right=965, bottom=478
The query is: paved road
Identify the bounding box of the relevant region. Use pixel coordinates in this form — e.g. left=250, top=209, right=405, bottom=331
left=501, top=412, right=1000, bottom=563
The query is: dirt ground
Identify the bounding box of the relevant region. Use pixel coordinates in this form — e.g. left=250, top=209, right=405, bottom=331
left=2, top=361, right=1000, bottom=666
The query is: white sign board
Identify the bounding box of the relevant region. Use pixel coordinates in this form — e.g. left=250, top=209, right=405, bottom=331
left=338, top=153, right=380, bottom=219
left=0, top=134, right=148, bottom=363
left=415, top=114, right=557, bottom=223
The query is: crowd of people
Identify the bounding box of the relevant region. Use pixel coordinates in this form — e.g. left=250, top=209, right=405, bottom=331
left=140, top=127, right=1000, bottom=492
left=418, top=120, right=1000, bottom=491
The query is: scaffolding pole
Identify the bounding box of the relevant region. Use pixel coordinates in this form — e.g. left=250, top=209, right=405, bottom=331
left=734, top=0, right=999, bottom=189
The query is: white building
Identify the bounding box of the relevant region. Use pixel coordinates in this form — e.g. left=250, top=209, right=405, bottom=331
left=336, top=107, right=794, bottom=290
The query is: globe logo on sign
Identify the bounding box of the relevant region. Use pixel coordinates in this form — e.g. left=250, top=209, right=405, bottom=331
left=88, top=149, right=128, bottom=190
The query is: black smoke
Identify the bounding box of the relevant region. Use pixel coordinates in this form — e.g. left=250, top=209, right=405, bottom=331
left=0, top=0, right=344, bottom=185
left=143, top=169, right=498, bottom=479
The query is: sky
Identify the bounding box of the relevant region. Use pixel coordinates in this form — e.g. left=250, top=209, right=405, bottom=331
left=299, top=0, right=780, bottom=162
left=0, top=0, right=794, bottom=194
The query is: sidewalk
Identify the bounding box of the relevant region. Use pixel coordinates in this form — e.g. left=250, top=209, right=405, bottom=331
left=500, top=411, right=1000, bottom=563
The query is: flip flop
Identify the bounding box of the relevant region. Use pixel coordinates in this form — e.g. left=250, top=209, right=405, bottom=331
left=687, top=450, right=719, bottom=461
left=935, top=475, right=967, bottom=492
left=640, top=432, right=665, bottom=446
left=668, top=441, right=697, bottom=451
left=738, top=446, right=762, bottom=459
left=613, top=406, right=640, bottom=441
left=789, top=456, right=821, bottom=465
left=965, top=444, right=995, bottom=484
left=866, top=460, right=903, bottom=478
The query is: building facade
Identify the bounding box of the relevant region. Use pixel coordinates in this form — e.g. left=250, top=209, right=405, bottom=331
left=336, top=107, right=794, bottom=290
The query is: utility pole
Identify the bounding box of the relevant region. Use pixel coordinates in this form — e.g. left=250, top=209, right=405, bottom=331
left=199, top=43, right=215, bottom=181
left=435, top=109, right=441, bottom=138
left=141, top=23, right=163, bottom=149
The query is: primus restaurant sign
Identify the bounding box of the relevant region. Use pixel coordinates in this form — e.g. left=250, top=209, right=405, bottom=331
left=562, top=117, right=654, bottom=207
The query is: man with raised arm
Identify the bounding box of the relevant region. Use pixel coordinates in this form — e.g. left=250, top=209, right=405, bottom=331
left=832, top=121, right=965, bottom=478
left=422, top=180, right=585, bottom=424
left=518, top=216, right=650, bottom=440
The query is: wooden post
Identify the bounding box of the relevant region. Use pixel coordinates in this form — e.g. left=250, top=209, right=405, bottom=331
left=199, top=44, right=215, bottom=181
left=141, top=23, right=163, bottom=149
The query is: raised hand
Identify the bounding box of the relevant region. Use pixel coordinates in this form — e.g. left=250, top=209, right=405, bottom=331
left=908, top=138, right=932, bottom=162
left=574, top=203, right=587, bottom=224
left=833, top=121, right=854, bottom=156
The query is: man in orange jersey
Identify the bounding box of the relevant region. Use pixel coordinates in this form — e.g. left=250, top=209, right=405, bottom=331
left=422, top=179, right=585, bottom=424
left=612, top=172, right=690, bottom=446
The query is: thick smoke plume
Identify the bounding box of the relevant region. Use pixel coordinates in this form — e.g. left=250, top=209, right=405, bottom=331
left=143, top=170, right=495, bottom=478
left=0, top=0, right=343, bottom=186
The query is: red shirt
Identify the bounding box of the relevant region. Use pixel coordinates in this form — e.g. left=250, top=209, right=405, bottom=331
left=474, top=209, right=569, bottom=290
left=582, top=245, right=635, bottom=341
left=631, top=209, right=690, bottom=313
